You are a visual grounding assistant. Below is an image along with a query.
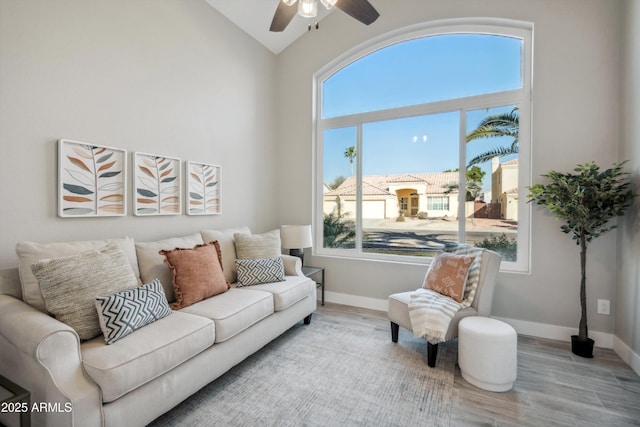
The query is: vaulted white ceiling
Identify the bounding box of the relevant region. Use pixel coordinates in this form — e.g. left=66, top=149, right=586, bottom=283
left=205, top=0, right=335, bottom=54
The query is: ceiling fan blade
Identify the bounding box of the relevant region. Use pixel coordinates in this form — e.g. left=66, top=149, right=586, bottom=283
left=270, top=1, right=298, bottom=32
left=335, top=0, right=380, bottom=25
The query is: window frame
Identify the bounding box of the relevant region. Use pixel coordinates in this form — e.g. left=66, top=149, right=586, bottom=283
left=312, top=19, right=533, bottom=273
left=427, top=196, right=450, bottom=211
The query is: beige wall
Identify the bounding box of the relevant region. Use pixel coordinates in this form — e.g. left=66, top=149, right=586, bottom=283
left=0, top=0, right=279, bottom=267
left=618, top=0, right=640, bottom=365
left=277, top=0, right=624, bottom=343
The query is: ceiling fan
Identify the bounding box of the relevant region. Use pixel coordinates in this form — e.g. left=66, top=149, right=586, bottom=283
left=270, top=0, right=379, bottom=32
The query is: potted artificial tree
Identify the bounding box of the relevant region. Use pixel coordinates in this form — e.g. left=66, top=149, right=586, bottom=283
left=528, top=161, right=635, bottom=358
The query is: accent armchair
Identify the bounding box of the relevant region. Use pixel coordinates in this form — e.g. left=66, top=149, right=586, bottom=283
left=388, top=247, right=502, bottom=367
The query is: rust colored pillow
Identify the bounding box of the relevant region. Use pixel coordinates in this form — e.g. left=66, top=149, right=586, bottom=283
left=422, top=252, right=475, bottom=303
left=160, top=241, right=229, bottom=310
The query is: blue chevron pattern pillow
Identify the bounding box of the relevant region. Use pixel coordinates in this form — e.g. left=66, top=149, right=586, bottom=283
left=95, top=278, right=172, bottom=345
left=235, top=257, right=285, bottom=287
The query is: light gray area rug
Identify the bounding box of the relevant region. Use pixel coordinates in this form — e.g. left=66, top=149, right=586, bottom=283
left=149, top=312, right=456, bottom=426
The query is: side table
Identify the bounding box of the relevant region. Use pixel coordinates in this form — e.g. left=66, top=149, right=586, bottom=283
left=302, top=266, right=324, bottom=306
left=0, top=374, right=31, bottom=427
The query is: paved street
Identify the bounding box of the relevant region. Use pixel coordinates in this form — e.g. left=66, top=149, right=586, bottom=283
left=361, top=217, right=517, bottom=252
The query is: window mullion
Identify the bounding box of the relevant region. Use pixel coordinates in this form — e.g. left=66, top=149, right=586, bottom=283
left=356, top=124, right=363, bottom=253
left=458, top=110, right=466, bottom=244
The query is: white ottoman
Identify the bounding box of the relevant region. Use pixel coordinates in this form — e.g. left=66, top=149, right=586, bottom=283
left=458, top=317, right=517, bottom=392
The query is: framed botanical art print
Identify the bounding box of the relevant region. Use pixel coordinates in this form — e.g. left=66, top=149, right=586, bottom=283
left=133, top=152, right=181, bottom=215
left=58, top=139, right=127, bottom=217
left=186, top=161, right=221, bottom=215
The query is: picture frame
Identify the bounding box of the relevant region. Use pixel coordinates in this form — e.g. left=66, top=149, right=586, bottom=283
left=186, top=161, right=221, bottom=215
left=133, top=152, right=181, bottom=216
left=58, top=139, right=127, bottom=217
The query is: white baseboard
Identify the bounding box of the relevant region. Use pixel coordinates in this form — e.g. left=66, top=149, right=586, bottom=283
left=491, top=316, right=614, bottom=349
left=322, top=292, right=640, bottom=375
left=323, top=291, right=389, bottom=312
left=613, top=336, right=640, bottom=376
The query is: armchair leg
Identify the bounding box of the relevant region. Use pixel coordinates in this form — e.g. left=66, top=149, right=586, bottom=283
left=390, top=322, right=399, bottom=343
left=303, top=314, right=312, bottom=325
left=427, top=342, right=438, bottom=367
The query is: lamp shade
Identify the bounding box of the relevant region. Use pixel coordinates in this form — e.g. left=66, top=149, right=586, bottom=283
left=280, top=225, right=313, bottom=249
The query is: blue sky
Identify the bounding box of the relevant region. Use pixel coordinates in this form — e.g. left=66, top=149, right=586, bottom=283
left=322, top=34, right=521, bottom=188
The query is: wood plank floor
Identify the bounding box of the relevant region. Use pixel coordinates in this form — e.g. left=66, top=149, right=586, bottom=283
left=316, top=303, right=640, bottom=427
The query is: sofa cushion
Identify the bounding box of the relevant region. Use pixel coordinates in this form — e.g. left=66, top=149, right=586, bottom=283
left=16, top=236, right=140, bottom=313
left=95, top=278, right=172, bottom=345
left=160, top=242, right=229, bottom=310
left=31, top=242, right=139, bottom=340
left=200, top=227, right=250, bottom=284
left=236, top=275, right=315, bottom=311
left=82, top=310, right=215, bottom=403
left=236, top=257, right=285, bottom=287
left=180, top=288, right=273, bottom=343
left=135, top=233, right=204, bottom=303
left=234, top=229, right=281, bottom=260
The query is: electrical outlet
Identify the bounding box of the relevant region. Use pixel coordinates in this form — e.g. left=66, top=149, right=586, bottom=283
left=597, top=299, right=610, bottom=315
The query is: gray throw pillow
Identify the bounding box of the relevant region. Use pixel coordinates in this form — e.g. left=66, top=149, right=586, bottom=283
left=31, top=242, right=139, bottom=340
left=236, top=257, right=285, bottom=287
left=234, top=230, right=281, bottom=260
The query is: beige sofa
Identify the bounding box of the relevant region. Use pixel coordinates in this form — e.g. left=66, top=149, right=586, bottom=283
left=0, top=227, right=317, bottom=427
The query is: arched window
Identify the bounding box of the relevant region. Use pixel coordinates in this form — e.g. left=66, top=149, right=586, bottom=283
left=314, top=20, right=532, bottom=272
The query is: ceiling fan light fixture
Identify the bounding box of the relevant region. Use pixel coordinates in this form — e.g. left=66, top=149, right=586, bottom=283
left=270, top=0, right=379, bottom=32
left=298, top=0, right=318, bottom=18
left=320, top=0, right=337, bottom=10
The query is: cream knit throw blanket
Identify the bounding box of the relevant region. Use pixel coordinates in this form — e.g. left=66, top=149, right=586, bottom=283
left=408, top=288, right=461, bottom=344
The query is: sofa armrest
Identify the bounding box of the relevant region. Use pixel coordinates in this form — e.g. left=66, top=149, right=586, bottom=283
left=282, top=254, right=303, bottom=276
left=0, top=295, right=102, bottom=427
left=0, top=267, right=22, bottom=299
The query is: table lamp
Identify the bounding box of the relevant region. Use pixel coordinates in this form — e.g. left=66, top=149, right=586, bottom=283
left=280, top=225, right=312, bottom=265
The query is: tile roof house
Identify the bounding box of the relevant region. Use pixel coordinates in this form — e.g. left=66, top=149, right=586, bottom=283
left=323, top=171, right=460, bottom=219
left=324, top=158, right=520, bottom=220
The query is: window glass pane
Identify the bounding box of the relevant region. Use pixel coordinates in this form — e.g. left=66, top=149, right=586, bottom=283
left=322, top=34, right=522, bottom=118
left=322, top=127, right=357, bottom=249
left=359, top=112, right=460, bottom=257
left=465, top=105, right=519, bottom=261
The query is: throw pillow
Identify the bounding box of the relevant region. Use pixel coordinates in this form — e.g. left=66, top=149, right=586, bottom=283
left=443, top=244, right=484, bottom=307
left=135, top=233, right=205, bottom=303
left=201, top=226, right=251, bottom=283
left=422, top=251, right=475, bottom=303
left=234, top=230, right=281, bottom=260
left=16, top=236, right=140, bottom=313
left=95, top=278, right=172, bottom=345
left=160, top=241, right=229, bottom=310
left=31, top=242, right=139, bottom=340
left=236, top=257, right=285, bottom=287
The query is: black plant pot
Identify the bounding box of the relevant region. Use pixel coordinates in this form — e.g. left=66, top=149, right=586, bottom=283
left=571, top=335, right=594, bottom=358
